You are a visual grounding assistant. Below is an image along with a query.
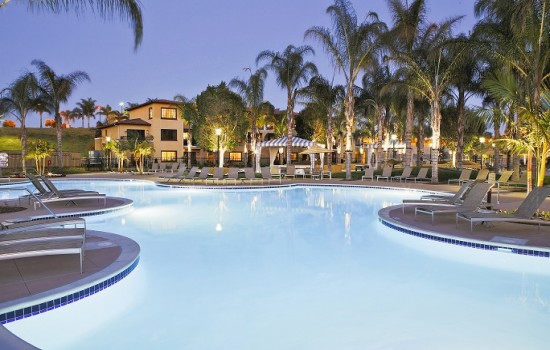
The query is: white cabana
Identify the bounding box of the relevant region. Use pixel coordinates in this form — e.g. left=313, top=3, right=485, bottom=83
left=256, top=136, right=320, bottom=170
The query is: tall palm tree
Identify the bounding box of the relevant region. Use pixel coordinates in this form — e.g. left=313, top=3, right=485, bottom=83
left=392, top=19, right=463, bottom=182
left=305, top=0, right=385, bottom=179
left=0, top=72, right=39, bottom=173
left=302, top=76, right=345, bottom=171
left=32, top=59, right=90, bottom=168
left=0, top=0, right=143, bottom=50
left=386, top=0, right=427, bottom=167
left=256, top=45, right=318, bottom=165
left=31, top=99, right=51, bottom=128
left=174, top=94, right=197, bottom=169
left=474, top=0, right=550, bottom=190
left=230, top=68, right=268, bottom=171
left=76, top=97, right=97, bottom=128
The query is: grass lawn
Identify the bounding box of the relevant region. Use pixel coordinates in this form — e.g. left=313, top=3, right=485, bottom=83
left=0, top=127, right=96, bottom=155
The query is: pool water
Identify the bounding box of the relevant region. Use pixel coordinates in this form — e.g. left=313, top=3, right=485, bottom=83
left=4, top=180, right=550, bottom=349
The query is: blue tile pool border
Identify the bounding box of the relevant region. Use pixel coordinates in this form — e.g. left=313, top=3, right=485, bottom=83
left=378, top=216, right=550, bottom=258
left=0, top=256, right=140, bottom=325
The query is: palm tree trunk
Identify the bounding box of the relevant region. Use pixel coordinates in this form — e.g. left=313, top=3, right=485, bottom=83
left=456, top=88, right=466, bottom=170
left=430, top=99, right=441, bottom=183
left=404, top=88, right=414, bottom=167
left=251, top=111, right=258, bottom=171
left=286, top=97, right=294, bottom=166
left=344, top=87, right=354, bottom=180
left=55, top=111, right=63, bottom=168
left=20, top=124, right=27, bottom=174
left=39, top=111, right=43, bottom=129
left=326, top=111, right=333, bottom=172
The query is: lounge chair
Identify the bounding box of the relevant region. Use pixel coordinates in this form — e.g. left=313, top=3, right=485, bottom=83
left=503, top=172, right=528, bottom=190
left=448, top=169, right=472, bottom=185
left=401, top=182, right=474, bottom=214
left=469, top=169, right=489, bottom=183
left=243, top=168, right=262, bottom=184
left=261, top=166, right=281, bottom=184
left=285, top=165, right=296, bottom=179
left=361, top=168, right=374, bottom=181
left=456, top=186, right=550, bottom=231
left=159, top=165, right=187, bottom=182
left=40, top=175, right=100, bottom=196
left=390, top=166, right=412, bottom=182
left=33, top=186, right=107, bottom=210
left=489, top=170, right=514, bottom=203
left=270, top=166, right=283, bottom=180
left=376, top=166, right=393, bottom=181
left=193, top=168, right=211, bottom=184
left=205, top=168, right=225, bottom=185
left=223, top=168, right=239, bottom=185
left=414, top=182, right=494, bottom=223
left=405, top=167, right=430, bottom=183
left=178, top=167, right=199, bottom=182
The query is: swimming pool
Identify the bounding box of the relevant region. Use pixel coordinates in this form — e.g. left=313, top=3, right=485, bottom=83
left=4, top=180, right=550, bottom=349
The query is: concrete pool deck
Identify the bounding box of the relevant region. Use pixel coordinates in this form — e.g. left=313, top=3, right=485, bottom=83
left=1, top=173, right=549, bottom=348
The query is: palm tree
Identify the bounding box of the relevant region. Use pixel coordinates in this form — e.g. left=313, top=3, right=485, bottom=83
left=229, top=68, right=268, bottom=171
left=61, top=109, right=77, bottom=127
left=392, top=19, right=463, bottom=182
left=174, top=94, right=197, bottom=169
left=76, top=97, right=97, bottom=128
left=256, top=45, right=318, bottom=165
left=0, top=72, right=39, bottom=173
left=0, top=0, right=143, bottom=50
left=302, top=76, right=345, bottom=171
left=474, top=0, right=550, bottom=190
left=31, top=99, right=51, bottom=128
left=305, top=0, right=385, bottom=179
left=386, top=0, right=427, bottom=168
left=32, top=59, right=90, bottom=168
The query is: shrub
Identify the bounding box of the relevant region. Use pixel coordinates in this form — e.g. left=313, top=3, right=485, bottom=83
left=2, top=120, right=16, bottom=127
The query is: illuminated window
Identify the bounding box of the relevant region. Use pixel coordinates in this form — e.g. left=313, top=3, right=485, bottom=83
left=161, top=108, right=177, bottom=120
left=161, top=151, right=177, bottom=162
left=291, top=153, right=297, bottom=161
left=161, top=129, right=178, bottom=141
left=229, top=152, right=242, bottom=161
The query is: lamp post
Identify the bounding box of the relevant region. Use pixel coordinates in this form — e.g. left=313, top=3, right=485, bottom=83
left=215, top=128, right=222, bottom=167
left=391, top=134, right=397, bottom=159
left=118, top=101, right=125, bottom=114
left=479, top=136, right=486, bottom=169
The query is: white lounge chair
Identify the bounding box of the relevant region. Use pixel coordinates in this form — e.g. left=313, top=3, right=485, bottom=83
left=376, top=166, right=393, bottom=181
left=361, top=168, right=374, bottom=181
left=456, top=186, right=550, bottom=231
left=405, top=167, right=430, bottom=183
left=390, top=166, right=412, bottom=182
left=414, top=183, right=494, bottom=223
left=243, top=168, right=262, bottom=184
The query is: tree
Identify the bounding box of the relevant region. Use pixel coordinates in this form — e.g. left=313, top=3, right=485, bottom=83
left=229, top=68, right=268, bottom=171
left=386, top=0, right=427, bottom=167
left=31, top=99, right=51, bottom=128
left=76, top=97, right=97, bottom=128
left=61, top=109, right=77, bottom=127
left=302, top=75, right=344, bottom=171
left=0, top=72, right=39, bottom=173
left=132, top=140, right=153, bottom=174
left=305, top=0, right=385, bottom=179
left=193, top=82, right=247, bottom=167
left=392, top=19, right=463, bottom=182
left=32, top=59, right=90, bottom=168
left=0, top=0, right=143, bottom=50
left=256, top=45, right=317, bottom=165
left=26, top=139, right=54, bottom=175
left=174, top=94, right=197, bottom=169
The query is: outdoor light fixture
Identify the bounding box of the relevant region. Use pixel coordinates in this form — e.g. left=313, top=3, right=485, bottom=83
left=119, top=101, right=125, bottom=113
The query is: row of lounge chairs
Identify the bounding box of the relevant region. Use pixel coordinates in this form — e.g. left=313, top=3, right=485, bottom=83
left=24, top=174, right=107, bottom=210
left=361, top=166, right=430, bottom=183
left=401, top=180, right=550, bottom=231
left=160, top=167, right=283, bottom=185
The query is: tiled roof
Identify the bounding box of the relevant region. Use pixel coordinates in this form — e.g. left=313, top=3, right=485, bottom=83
left=126, top=99, right=183, bottom=111
left=97, top=118, right=151, bottom=129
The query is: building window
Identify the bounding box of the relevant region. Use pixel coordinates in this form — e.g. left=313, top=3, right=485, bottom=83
left=229, top=152, right=242, bottom=161
left=161, top=151, right=177, bottom=162
left=127, top=129, right=145, bottom=140
left=161, top=108, right=177, bottom=120
left=148, top=107, right=153, bottom=120
left=161, top=129, right=178, bottom=141
left=291, top=153, right=297, bottom=161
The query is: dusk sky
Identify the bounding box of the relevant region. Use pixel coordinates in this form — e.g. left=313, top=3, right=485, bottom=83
left=1, top=0, right=477, bottom=127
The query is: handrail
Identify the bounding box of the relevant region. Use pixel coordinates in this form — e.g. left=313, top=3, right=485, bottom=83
left=2, top=187, right=57, bottom=218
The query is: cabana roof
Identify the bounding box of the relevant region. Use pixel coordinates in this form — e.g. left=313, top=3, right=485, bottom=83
left=258, top=136, right=317, bottom=148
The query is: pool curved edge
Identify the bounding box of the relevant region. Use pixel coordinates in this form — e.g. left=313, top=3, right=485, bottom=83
left=0, top=230, right=140, bottom=325
left=378, top=206, right=550, bottom=258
